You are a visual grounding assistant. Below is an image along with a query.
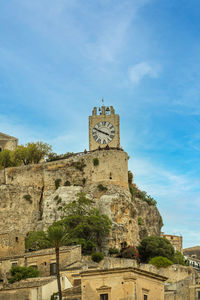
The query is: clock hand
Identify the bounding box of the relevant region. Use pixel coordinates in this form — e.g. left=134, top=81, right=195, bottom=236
left=94, top=128, right=110, bottom=136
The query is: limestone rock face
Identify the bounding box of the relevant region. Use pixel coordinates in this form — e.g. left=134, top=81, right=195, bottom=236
left=84, top=184, right=162, bottom=249
left=0, top=150, right=162, bottom=250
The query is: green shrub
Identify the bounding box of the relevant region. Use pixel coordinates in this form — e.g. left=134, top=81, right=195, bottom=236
left=97, top=184, right=107, bottom=192
left=93, top=158, right=99, bottom=166
left=51, top=293, right=58, bottom=300
left=129, top=186, right=134, bottom=197
left=108, top=247, right=120, bottom=256
left=120, top=246, right=139, bottom=260
left=91, top=252, right=104, bottom=263
left=149, top=256, right=173, bottom=268
left=138, top=236, right=174, bottom=263
left=172, top=251, right=188, bottom=266
left=9, top=266, right=40, bottom=283
left=159, top=216, right=164, bottom=227
left=128, top=171, right=133, bottom=185
left=73, top=159, right=86, bottom=171
left=55, top=179, right=61, bottom=189
left=23, top=194, right=32, bottom=204
left=129, top=184, right=157, bottom=206
left=64, top=180, right=71, bottom=186
left=138, top=217, right=143, bottom=225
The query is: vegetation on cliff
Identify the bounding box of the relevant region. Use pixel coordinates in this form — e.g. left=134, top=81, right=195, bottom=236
left=128, top=171, right=157, bottom=206
left=58, top=192, right=111, bottom=254
left=26, top=193, right=111, bottom=254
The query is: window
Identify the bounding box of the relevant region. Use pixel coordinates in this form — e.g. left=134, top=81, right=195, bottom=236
left=198, top=291, right=200, bottom=299
left=0, top=148, right=2, bottom=152
left=50, top=263, right=56, bottom=275
left=100, top=294, right=108, bottom=300
left=144, top=295, right=148, bottom=300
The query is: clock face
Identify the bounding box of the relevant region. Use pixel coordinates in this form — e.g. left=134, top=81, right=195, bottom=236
left=92, top=121, right=115, bottom=144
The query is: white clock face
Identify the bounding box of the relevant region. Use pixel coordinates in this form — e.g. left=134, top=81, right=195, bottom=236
left=92, top=121, right=115, bottom=144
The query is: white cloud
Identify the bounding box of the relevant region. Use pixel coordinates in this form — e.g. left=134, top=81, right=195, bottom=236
left=129, top=62, right=160, bottom=84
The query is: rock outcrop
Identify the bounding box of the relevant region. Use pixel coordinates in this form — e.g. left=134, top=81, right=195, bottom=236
left=0, top=149, right=162, bottom=251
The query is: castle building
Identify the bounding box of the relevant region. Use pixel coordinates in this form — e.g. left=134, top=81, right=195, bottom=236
left=0, top=132, right=18, bottom=152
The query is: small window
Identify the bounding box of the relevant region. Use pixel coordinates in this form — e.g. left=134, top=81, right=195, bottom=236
left=100, top=294, right=108, bottom=300
left=50, top=263, right=57, bottom=275
left=15, top=237, right=19, bottom=242
left=12, top=262, right=18, bottom=267
left=198, top=291, right=200, bottom=299
left=144, top=295, right=148, bottom=300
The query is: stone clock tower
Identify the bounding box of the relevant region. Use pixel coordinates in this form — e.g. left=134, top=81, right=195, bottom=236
left=89, top=105, right=120, bottom=150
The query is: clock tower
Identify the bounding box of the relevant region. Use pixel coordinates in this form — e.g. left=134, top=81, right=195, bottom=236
left=89, top=105, right=120, bottom=150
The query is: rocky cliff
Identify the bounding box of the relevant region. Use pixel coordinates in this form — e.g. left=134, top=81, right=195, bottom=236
left=0, top=149, right=162, bottom=250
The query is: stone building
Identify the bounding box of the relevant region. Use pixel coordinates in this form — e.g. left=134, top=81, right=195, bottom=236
left=161, top=233, right=183, bottom=253
left=0, top=132, right=18, bottom=152
left=80, top=267, right=167, bottom=300
left=0, top=245, right=81, bottom=282
left=0, top=231, right=25, bottom=258
left=0, top=276, right=71, bottom=300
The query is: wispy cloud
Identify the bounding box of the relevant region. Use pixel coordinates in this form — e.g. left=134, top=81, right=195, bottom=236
left=129, top=62, right=161, bottom=84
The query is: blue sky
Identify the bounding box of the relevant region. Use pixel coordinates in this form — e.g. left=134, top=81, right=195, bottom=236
left=1, top=0, right=200, bottom=248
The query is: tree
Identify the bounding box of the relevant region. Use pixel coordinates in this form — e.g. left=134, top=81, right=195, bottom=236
left=0, top=149, right=14, bottom=168
left=25, top=231, right=49, bottom=251
left=13, top=145, right=31, bottom=165
left=13, top=142, right=52, bottom=165
left=149, top=256, right=173, bottom=268
left=25, top=223, right=69, bottom=300
left=27, top=142, right=52, bottom=163
left=138, top=236, right=175, bottom=263
left=172, top=251, right=188, bottom=266
left=9, top=266, right=39, bottom=283
left=60, top=193, right=111, bottom=254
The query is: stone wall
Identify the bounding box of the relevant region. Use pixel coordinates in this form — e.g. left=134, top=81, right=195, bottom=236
left=0, top=133, right=18, bottom=151
left=0, top=232, right=25, bottom=257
